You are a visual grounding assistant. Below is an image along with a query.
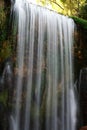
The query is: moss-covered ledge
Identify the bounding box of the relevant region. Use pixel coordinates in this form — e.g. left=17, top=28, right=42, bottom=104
left=71, top=16, right=87, bottom=30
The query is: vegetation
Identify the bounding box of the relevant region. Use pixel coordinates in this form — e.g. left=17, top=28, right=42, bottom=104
left=79, top=2, right=87, bottom=19
left=0, top=90, right=8, bottom=106
left=0, top=2, right=12, bottom=129
left=0, top=6, right=7, bottom=42
left=0, top=40, right=12, bottom=63
left=36, top=0, right=87, bottom=17
left=71, top=16, right=87, bottom=29
left=0, top=1, right=12, bottom=65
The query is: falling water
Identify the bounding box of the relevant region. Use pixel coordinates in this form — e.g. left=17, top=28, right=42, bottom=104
left=11, top=1, right=77, bottom=130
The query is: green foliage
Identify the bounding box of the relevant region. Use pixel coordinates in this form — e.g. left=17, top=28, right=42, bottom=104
left=0, top=6, right=7, bottom=42
left=79, top=3, right=87, bottom=19
left=36, top=0, right=86, bottom=17
left=0, top=5, right=12, bottom=63
left=71, top=16, right=87, bottom=29
left=0, top=7, right=6, bottom=26
left=60, top=0, right=66, bottom=3
left=0, top=40, right=12, bottom=63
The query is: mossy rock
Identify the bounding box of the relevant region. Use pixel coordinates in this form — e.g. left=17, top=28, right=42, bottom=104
left=71, top=16, right=87, bottom=30
left=0, top=90, right=8, bottom=106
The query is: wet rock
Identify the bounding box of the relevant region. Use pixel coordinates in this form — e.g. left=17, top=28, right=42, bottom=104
left=79, top=68, right=87, bottom=125
left=80, top=126, right=87, bottom=130
left=0, top=102, right=6, bottom=130
left=0, top=77, right=4, bottom=92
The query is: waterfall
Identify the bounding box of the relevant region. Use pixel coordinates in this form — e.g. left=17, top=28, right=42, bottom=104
left=10, top=1, right=77, bottom=130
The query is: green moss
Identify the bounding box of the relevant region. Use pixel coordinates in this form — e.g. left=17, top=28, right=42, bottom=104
left=0, top=6, right=7, bottom=42
left=0, top=91, right=8, bottom=106
left=0, top=41, right=12, bottom=58
left=71, top=16, right=87, bottom=29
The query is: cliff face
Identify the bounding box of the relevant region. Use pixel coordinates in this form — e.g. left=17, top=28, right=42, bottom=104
left=4, top=0, right=11, bottom=7
left=0, top=0, right=10, bottom=7
left=80, top=126, right=87, bottom=130
left=73, top=17, right=87, bottom=80
left=73, top=17, right=87, bottom=128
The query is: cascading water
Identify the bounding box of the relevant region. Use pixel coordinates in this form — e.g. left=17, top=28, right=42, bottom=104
left=10, top=0, right=77, bottom=130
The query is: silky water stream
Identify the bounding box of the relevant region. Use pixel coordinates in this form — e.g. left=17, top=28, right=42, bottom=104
left=10, top=1, right=77, bottom=130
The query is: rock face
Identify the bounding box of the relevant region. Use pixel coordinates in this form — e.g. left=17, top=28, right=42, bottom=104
left=80, top=126, right=87, bottom=130
left=4, top=0, right=11, bottom=7
left=0, top=0, right=4, bottom=7
left=79, top=68, right=87, bottom=126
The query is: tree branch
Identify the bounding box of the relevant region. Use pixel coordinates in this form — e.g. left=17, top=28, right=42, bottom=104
left=50, top=0, right=64, bottom=10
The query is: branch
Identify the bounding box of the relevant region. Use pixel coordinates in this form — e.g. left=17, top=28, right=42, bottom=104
left=50, top=1, right=64, bottom=10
